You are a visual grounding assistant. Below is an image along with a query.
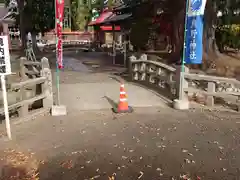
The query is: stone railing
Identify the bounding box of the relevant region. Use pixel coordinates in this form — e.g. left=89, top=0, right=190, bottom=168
left=0, top=57, right=53, bottom=122
left=129, top=54, right=240, bottom=111
left=183, top=73, right=240, bottom=110
left=129, top=54, right=177, bottom=100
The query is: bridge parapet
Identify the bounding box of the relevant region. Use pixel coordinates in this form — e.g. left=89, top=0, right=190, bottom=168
left=129, top=54, right=240, bottom=111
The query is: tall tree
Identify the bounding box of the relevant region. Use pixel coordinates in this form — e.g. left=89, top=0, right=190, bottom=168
left=24, top=0, right=54, bottom=51
left=125, top=0, right=240, bottom=68
left=5, top=0, right=54, bottom=51
left=166, top=0, right=240, bottom=68
left=71, top=0, right=91, bottom=31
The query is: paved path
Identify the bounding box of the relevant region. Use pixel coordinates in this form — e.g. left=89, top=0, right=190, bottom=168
left=0, top=108, right=240, bottom=180
left=51, top=54, right=170, bottom=111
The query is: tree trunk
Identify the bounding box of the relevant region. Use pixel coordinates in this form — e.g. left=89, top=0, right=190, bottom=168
left=18, top=0, right=27, bottom=50
left=169, top=9, right=184, bottom=64
left=201, top=0, right=221, bottom=69
left=31, top=31, right=39, bottom=53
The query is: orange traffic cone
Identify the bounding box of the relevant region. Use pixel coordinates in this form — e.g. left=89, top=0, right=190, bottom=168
left=113, top=83, right=133, bottom=113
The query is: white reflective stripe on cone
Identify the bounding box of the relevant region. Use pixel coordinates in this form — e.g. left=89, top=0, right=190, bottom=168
left=120, top=84, right=124, bottom=87
left=120, top=91, right=126, bottom=94
left=120, top=98, right=127, bottom=102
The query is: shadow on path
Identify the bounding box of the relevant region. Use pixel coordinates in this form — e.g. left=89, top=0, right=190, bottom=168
left=103, top=96, right=118, bottom=109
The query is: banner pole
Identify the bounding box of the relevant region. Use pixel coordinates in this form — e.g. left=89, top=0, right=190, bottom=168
left=55, top=0, right=61, bottom=105
left=179, top=0, right=189, bottom=100
left=181, top=0, right=189, bottom=71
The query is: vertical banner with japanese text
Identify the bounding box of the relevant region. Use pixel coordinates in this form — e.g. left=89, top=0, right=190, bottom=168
left=184, top=0, right=207, bottom=64
left=55, top=0, right=64, bottom=69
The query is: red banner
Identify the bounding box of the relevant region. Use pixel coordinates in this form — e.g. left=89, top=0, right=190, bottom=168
left=55, top=0, right=64, bottom=69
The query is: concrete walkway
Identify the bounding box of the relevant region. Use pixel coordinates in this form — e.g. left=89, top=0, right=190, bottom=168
left=56, top=80, right=169, bottom=111
left=51, top=54, right=170, bottom=111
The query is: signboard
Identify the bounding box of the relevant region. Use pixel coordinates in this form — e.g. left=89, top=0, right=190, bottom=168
left=184, top=0, right=207, bottom=64
left=55, top=0, right=64, bottom=69
left=0, top=35, right=12, bottom=139
left=0, top=36, right=11, bottom=75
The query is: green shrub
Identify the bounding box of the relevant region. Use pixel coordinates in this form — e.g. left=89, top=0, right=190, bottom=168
left=216, top=24, right=240, bottom=51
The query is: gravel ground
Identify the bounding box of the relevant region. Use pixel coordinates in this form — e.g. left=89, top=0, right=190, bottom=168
left=0, top=108, right=240, bottom=180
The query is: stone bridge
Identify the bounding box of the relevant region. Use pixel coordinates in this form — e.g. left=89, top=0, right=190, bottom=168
left=52, top=53, right=170, bottom=112
left=52, top=52, right=240, bottom=113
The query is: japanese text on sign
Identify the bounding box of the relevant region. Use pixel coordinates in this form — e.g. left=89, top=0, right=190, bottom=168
left=189, top=17, right=197, bottom=61
left=0, top=36, right=11, bottom=75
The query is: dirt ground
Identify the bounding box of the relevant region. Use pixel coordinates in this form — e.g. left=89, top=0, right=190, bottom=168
left=0, top=49, right=239, bottom=180
left=0, top=107, right=240, bottom=180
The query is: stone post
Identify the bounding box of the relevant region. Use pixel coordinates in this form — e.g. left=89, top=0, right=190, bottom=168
left=173, top=65, right=190, bottom=110
left=19, top=57, right=27, bottom=80
left=175, top=65, right=189, bottom=100
left=140, top=54, right=147, bottom=61
left=129, top=55, right=136, bottom=80
left=206, top=82, right=215, bottom=106
left=40, top=57, right=53, bottom=109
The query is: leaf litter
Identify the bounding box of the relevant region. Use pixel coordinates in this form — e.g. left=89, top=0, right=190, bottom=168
left=1, top=149, right=40, bottom=180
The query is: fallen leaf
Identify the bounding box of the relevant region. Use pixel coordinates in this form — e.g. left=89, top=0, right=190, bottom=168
left=156, top=168, right=162, bottom=171
left=184, top=159, right=191, bottom=164
left=86, top=160, right=91, bottom=164
left=138, top=171, right=144, bottom=179
left=221, top=168, right=227, bottom=171
left=121, top=156, right=128, bottom=160
left=182, top=149, right=188, bottom=153
left=219, top=146, right=224, bottom=150
left=60, top=160, right=74, bottom=169
left=90, top=175, right=100, bottom=179
left=108, top=176, right=114, bottom=180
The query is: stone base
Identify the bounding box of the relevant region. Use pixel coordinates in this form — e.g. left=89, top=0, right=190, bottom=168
left=112, top=106, right=134, bottom=114
left=173, top=99, right=189, bottom=110
left=51, top=105, right=67, bottom=116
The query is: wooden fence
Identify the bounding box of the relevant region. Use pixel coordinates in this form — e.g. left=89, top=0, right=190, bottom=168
left=129, top=54, right=240, bottom=111
left=0, top=57, right=53, bottom=122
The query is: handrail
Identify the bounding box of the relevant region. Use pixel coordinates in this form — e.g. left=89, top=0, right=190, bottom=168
left=131, top=59, right=176, bottom=72
left=10, top=77, right=46, bottom=90
left=184, top=73, right=240, bottom=86
left=129, top=53, right=240, bottom=111
left=0, top=57, right=53, bottom=120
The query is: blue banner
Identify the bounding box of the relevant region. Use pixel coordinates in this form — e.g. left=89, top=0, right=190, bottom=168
left=184, top=0, right=207, bottom=64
